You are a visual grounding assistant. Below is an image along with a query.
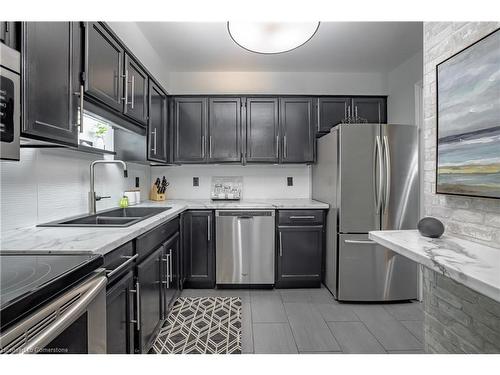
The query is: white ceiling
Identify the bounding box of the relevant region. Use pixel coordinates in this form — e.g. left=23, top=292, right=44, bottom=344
left=136, top=22, right=423, bottom=73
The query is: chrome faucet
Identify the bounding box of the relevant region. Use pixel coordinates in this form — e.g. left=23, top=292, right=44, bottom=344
left=89, top=160, right=128, bottom=214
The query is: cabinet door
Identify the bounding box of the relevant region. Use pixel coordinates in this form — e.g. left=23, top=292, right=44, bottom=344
left=148, top=81, right=168, bottom=163
left=106, top=271, right=134, bottom=354
left=22, top=22, right=80, bottom=146
left=1, top=22, right=18, bottom=49
left=137, top=246, right=162, bottom=353
left=183, top=211, right=215, bottom=288
left=277, top=225, right=323, bottom=287
left=161, top=233, right=180, bottom=318
left=317, top=97, right=349, bottom=134
left=173, top=97, right=208, bottom=163
left=279, top=97, right=315, bottom=163
left=123, top=53, right=148, bottom=125
left=351, top=97, right=386, bottom=124
left=208, top=97, right=241, bottom=162
left=245, top=97, right=279, bottom=163
left=85, top=22, right=124, bottom=111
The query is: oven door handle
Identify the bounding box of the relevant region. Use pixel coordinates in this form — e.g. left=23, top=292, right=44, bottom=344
left=0, top=271, right=107, bottom=354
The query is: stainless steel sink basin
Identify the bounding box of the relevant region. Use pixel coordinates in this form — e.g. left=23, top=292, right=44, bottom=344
left=38, top=207, right=171, bottom=227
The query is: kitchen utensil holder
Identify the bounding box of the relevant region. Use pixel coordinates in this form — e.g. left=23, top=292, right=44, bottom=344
left=150, top=186, right=166, bottom=201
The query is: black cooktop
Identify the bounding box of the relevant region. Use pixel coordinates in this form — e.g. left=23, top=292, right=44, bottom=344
left=0, top=253, right=103, bottom=331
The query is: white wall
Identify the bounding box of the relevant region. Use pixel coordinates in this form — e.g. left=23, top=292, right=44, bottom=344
left=151, top=165, right=311, bottom=200
left=0, top=148, right=150, bottom=232
left=167, top=71, right=388, bottom=95
left=387, top=51, right=423, bottom=125
left=108, top=22, right=171, bottom=91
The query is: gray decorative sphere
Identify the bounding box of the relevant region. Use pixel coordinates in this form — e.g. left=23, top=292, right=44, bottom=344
left=417, top=217, right=445, bottom=238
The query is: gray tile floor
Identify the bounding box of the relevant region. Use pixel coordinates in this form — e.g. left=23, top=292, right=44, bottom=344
left=180, top=286, right=424, bottom=354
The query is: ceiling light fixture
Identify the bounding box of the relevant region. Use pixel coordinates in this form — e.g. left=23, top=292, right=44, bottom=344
left=227, top=22, right=320, bottom=54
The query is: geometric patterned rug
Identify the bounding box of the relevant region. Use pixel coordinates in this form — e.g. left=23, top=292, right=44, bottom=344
left=151, top=297, right=241, bottom=354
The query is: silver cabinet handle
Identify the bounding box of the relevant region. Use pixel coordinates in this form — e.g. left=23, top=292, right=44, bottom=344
left=209, top=136, right=212, bottom=158
left=130, top=74, right=135, bottom=109
left=355, top=106, right=358, bottom=118
left=161, top=255, right=169, bottom=287
left=344, top=240, right=376, bottom=244
left=73, top=84, right=84, bottom=133
left=169, top=249, right=173, bottom=283
left=207, top=215, right=211, bottom=242
left=289, top=215, right=315, bottom=220
left=316, top=99, right=320, bottom=131
left=279, top=232, right=283, bottom=257
left=276, top=135, right=279, bottom=158
left=344, top=102, right=347, bottom=119
left=374, top=135, right=383, bottom=214
left=284, top=135, right=287, bottom=158
left=122, top=70, right=129, bottom=106
left=201, top=135, right=205, bottom=158
left=165, top=254, right=170, bottom=289
left=105, top=254, right=138, bottom=278
left=130, top=281, right=141, bottom=331
left=151, top=128, right=157, bottom=154
left=378, top=102, right=381, bottom=124
left=383, top=135, right=391, bottom=214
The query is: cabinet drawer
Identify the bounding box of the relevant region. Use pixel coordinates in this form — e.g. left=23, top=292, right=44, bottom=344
left=136, top=217, right=179, bottom=261
left=278, top=210, right=324, bottom=225
left=104, top=241, right=134, bottom=283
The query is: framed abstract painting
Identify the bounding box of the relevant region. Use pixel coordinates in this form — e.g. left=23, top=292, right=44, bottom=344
left=436, top=28, right=500, bottom=199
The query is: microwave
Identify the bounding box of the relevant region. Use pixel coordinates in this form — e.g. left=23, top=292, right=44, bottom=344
left=0, top=43, right=20, bottom=161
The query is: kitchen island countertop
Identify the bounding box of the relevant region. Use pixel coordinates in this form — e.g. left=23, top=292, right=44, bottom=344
left=369, top=230, right=500, bottom=303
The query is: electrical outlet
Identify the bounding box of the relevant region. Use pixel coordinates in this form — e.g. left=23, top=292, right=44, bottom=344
left=193, top=177, right=199, bottom=187
left=287, top=177, right=293, bottom=186
left=135, top=177, right=140, bottom=188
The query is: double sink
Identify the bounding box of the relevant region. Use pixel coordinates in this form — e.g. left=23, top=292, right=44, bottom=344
left=38, top=207, right=171, bottom=227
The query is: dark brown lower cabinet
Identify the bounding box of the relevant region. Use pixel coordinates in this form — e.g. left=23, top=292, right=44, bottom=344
left=136, top=245, right=163, bottom=353
left=276, top=216, right=324, bottom=288
left=161, top=232, right=181, bottom=319
left=182, top=211, right=215, bottom=288
left=106, top=270, right=135, bottom=354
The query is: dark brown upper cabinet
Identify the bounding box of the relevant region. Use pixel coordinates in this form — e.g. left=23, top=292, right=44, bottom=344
left=316, top=97, right=350, bottom=135
left=351, top=97, right=386, bottom=124
left=84, top=22, right=124, bottom=112
left=208, top=97, right=242, bottom=163
left=123, top=53, right=148, bottom=125
left=1, top=22, right=19, bottom=50
left=279, top=97, right=315, bottom=163
left=147, top=81, right=168, bottom=163
left=173, top=97, right=208, bottom=163
left=245, top=97, right=280, bottom=163
left=22, top=22, right=82, bottom=146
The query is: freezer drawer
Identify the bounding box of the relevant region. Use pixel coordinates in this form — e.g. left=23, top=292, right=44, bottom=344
left=215, top=210, right=275, bottom=285
left=337, top=234, right=417, bottom=301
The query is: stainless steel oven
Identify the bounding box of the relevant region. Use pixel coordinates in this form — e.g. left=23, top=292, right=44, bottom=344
left=0, top=269, right=107, bottom=354
left=0, top=43, right=20, bottom=161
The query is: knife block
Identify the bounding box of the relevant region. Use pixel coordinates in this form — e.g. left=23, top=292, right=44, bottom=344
left=149, top=186, right=166, bottom=201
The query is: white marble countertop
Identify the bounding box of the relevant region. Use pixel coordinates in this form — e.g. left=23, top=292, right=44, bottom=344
left=369, top=230, right=500, bottom=303
left=0, top=199, right=328, bottom=255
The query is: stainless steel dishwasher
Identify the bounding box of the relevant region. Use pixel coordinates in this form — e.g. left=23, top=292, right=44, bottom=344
left=215, top=210, right=275, bottom=285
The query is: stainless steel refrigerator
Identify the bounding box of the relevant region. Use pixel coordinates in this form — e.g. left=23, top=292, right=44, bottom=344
left=312, top=123, right=419, bottom=301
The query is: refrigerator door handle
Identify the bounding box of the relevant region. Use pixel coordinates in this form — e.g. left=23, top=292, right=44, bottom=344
left=374, top=135, right=383, bottom=214
left=383, top=135, right=391, bottom=214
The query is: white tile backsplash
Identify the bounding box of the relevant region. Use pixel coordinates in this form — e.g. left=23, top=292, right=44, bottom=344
left=0, top=148, right=150, bottom=232
left=151, top=164, right=312, bottom=200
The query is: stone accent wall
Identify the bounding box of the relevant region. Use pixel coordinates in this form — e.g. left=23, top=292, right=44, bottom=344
left=423, top=22, right=500, bottom=248
left=422, top=268, right=500, bottom=353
